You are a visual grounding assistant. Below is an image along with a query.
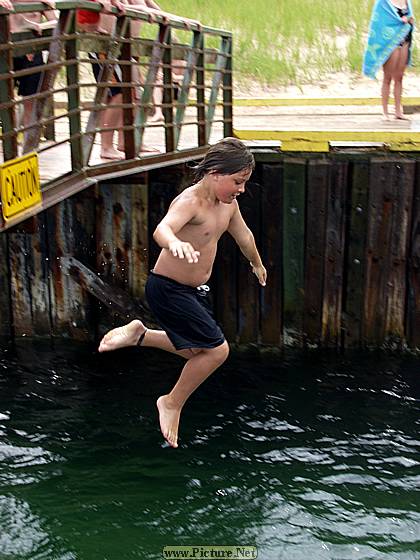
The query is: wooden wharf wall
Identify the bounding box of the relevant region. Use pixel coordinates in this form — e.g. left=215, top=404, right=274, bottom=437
left=1, top=152, right=420, bottom=351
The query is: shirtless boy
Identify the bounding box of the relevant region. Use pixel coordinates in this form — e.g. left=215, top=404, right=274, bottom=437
left=98, top=138, right=267, bottom=448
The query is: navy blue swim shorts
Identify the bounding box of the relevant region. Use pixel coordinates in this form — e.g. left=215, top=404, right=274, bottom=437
left=145, top=271, right=225, bottom=351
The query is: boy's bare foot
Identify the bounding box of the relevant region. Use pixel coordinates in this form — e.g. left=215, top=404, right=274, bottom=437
left=382, top=113, right=391, bottom=121
left=157, top=395, right=180, bottom=448
left=98, top=319, right=146, bottom=352
left=100, top=148, right=125, bottom=160
left=395, top=114, right=410, bottom=121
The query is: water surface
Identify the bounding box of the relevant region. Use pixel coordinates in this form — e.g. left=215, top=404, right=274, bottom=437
left=0, top=341, right=419, bottom=559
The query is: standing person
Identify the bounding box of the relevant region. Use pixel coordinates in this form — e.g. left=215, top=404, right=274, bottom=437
left=98, top=138, right=267, bottom=449
left=8, top=0, right=57, bottom=136
left=77, top=0, right=128, bottom=159
left=363, top=0, right=415, bottom=120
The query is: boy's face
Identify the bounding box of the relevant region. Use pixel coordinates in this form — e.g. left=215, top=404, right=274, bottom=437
left=213, top=168, right=252, bottom=204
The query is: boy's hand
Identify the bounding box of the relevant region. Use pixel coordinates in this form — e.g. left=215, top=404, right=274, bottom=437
left=169, top=240, right=200, bottom=263
left=251, top=263, right=267, bottom=286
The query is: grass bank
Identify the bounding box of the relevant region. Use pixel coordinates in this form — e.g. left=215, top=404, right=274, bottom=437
left=164, top=0, right=420, bottom=86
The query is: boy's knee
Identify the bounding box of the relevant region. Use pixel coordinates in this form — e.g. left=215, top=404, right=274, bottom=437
left=212, top=341, right=229, bottom=363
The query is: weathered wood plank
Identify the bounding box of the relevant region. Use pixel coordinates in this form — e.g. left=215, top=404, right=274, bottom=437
left=29, top=215, right=52, bottom=336
left=148, top=179, right=178, bottom=268
left=96, top=183, right=115, bottom=285
left=364, top=160, right=391, bottom=345
left=215, top=232, right=238, bottom=343
left=46, top=199, right=91, bottom=339
left=407, top=161, right=420, bottom=349
left=343, top=160, right=369, bottom=348
left=303, top=159, right=329, bottom=344
left=110, top=184, right=132, bottom=290
left=0, top=233, right=12, bottom=337
left=282, top=158, right=306, bottom=344
left=384, top=160, right=415, bottom=342
left=130, top=175, right=149, bottom=299
left=322, top=160, right=348, bottom=347
left=237, top=176, right=261, bottom=344
left=8, top=232, right=33, bottom=336
left=260, top=164, right=282, bottom=345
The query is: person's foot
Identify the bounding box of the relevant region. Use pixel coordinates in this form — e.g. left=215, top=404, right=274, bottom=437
left=100, top=147, right=125, bottom=160
left=148, top=111, right=164, bottom=123
left=395, top=113, right=410, bottom=121
left=98, top=319, right=146, bottom=352
left=382, top=112, right=391, bottom=121
left=157, top=395, right=180, bottom=448
left=139, top=145, right=160, bottom=154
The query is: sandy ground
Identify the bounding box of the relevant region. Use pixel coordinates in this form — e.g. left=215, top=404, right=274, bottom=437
left=234, top=70, right=420, bottom=99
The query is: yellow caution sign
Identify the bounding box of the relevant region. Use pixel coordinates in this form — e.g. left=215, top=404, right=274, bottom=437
left=0, top=152, right=42, bottom=221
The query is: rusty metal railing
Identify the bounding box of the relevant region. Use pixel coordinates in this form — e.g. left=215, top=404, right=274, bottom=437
left=0, top=0, right=233, bottom=227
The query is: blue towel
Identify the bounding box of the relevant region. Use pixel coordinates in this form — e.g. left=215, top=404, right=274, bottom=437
left=363, top=0, right=414, bottom=79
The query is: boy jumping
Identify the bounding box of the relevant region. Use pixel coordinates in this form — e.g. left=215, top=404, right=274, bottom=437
left=98, top=138, right=267, bottom=448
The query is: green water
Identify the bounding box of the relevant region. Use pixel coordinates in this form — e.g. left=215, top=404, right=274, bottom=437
left=0, top=342, right=419, bottom=560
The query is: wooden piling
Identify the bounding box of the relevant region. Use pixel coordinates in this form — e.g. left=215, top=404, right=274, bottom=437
left=1, top=154, right=420, bottom=351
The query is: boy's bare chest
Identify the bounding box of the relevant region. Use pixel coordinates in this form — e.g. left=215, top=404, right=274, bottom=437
left=185, top=206, right=231, bottom=240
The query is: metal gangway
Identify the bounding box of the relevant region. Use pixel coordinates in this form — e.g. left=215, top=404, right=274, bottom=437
left=0, top=0, right=233, bottom=231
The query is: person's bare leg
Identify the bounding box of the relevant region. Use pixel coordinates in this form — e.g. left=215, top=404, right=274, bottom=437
left=157, top=341, right=229, bottom=448
left=98, top=319, right=193, bottom=359
left=148, top=69, right=164, bottom=122
left=100, top=93, right=124, bottom=159
left=382, top=50, right=398, bottom=120
left=22, top=98, right=35, bottom=147
left=394, top=43, right=409, bottom=120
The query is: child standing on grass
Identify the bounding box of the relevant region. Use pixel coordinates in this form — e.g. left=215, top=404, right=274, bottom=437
left=98, top=137, right=267, bottom=448
left=363, top=0, right=415, bottom=120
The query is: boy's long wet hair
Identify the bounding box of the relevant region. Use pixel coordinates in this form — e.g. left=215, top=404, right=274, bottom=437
left=193, top=137, right=255, bottom=181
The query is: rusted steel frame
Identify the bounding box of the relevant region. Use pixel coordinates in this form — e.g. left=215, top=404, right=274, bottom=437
left=9, top=57, right=76, bottom=82
left=0, top=83, right=78, bottom=112
left=133, top=23, right=170, bottom=154
left=64, top=11, right=83, bottom=171
left=222, top=36, right=233, bottom=138
left=195, top=32, right=206, bottom=146
left=205, top=36, right=229, bottom=143
left=0, top=146, right=210, bottom=233
left=36, top=132, right=83, bottom=154
left=162, top=27, right=175, bottom=153
left=0, top=12, right=18, bottom=161
left=23, top=10, right=74, bottom=154
left=1, top=105, right=82, bottom=140
left=5, top=31, right=57, bottom=57
left=120, top=24, right=136, bottom=160
left=173, top=31, right=200, bottom=149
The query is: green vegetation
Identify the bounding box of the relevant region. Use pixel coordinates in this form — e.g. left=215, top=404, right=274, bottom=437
left=164, top=0, right=420, bottom=86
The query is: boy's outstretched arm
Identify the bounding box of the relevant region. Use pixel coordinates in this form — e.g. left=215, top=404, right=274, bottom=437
left=227, top=202, right=267, bottom=286
left=153, top=198, right=201, bottom=264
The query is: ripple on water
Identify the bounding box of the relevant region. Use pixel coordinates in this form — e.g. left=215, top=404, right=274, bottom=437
left=0, top=344, right=419, bottom=559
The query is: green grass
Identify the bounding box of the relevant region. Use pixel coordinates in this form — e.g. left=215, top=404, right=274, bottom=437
left=163, top=0, right=420, bottom=86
